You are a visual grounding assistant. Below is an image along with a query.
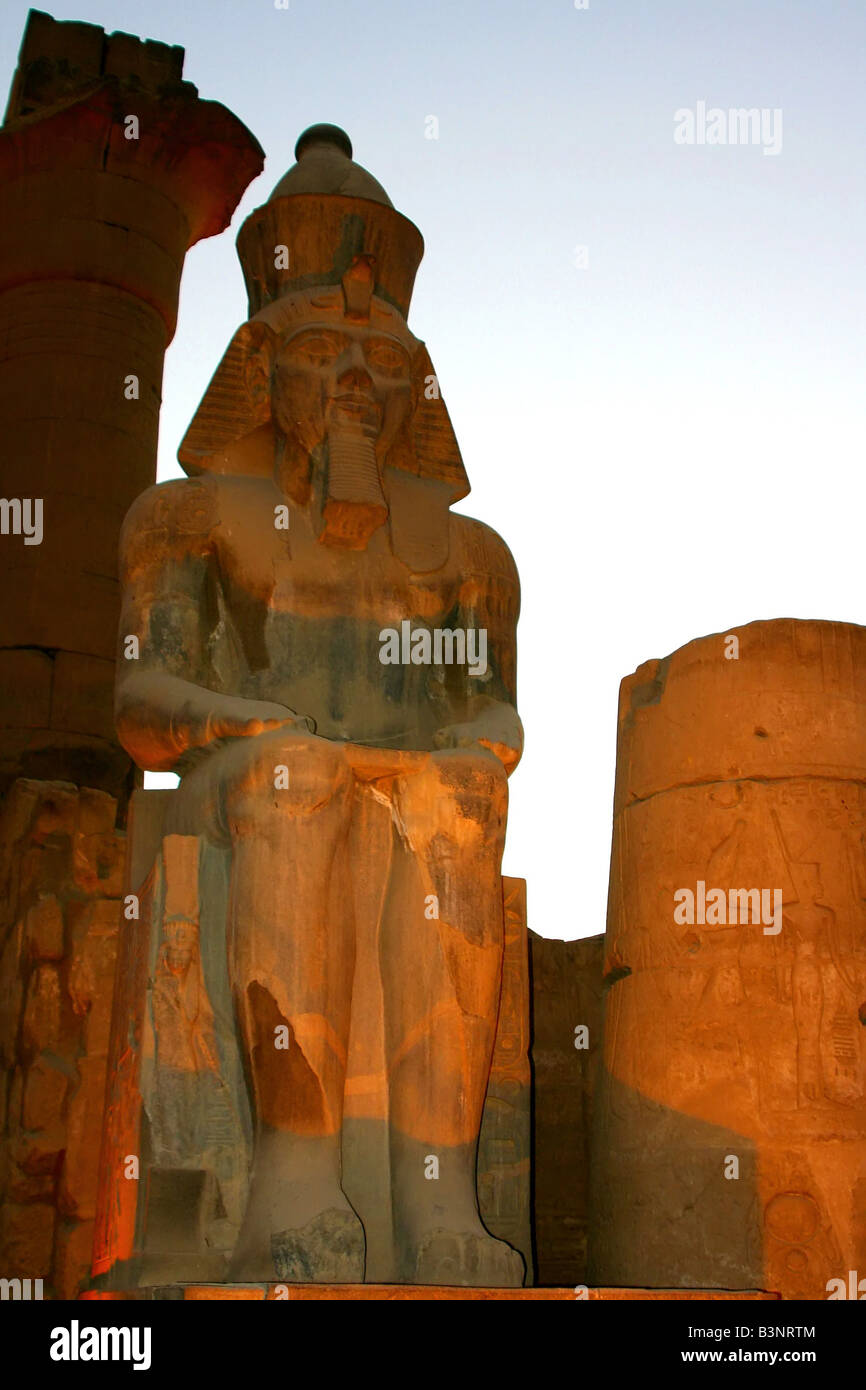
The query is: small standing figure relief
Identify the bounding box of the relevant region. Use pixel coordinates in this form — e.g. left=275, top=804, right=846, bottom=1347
left=152, top=916, right=222, bottom=1161
left=784, top=868, right=829, bottom=1106
left=153, top=917, right=220, bottom=1074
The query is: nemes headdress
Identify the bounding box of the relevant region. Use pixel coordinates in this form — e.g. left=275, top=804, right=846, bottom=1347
left=178, top=124, right=469, bottom=504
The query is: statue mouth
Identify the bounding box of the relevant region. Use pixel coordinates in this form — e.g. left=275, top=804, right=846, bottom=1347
left=330, top=393, right=381, bottom=430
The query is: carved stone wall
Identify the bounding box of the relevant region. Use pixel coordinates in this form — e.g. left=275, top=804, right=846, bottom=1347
left=477, top=878, right=533, bottom=1280
left=0, top=779, right=124, bottom=1298
left=529, top=932, right=604, bottom=1286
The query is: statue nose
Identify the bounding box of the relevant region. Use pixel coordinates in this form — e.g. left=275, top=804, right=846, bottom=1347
left=336, top=343, right=372, bottom=389
left=338, top=367, right=372, bottom=390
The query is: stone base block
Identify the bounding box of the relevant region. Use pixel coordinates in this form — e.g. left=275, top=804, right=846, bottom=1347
left=81, top=1284, right=781, bottom=1301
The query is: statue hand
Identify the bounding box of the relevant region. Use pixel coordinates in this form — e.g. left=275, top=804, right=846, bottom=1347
left=433, top=706, right=523, bottom=773
left=204, top=699, right=316, bottom=741
left=433, top=722, right=483, bottom=751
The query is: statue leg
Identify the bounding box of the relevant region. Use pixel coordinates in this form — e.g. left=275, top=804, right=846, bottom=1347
left=382, top=749, right=524, bottom=1287
left=218, top=731, right=364, bottom=1282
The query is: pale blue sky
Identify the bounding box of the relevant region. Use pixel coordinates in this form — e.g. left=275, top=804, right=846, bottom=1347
left=3, top=1, right=864, bottom=938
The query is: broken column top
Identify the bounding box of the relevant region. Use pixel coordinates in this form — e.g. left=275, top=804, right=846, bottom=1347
left=4, top=8, right=189, bottom=123
left=0, top=8, right=265, bottom=265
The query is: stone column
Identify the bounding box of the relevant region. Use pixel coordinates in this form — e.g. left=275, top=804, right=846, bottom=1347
left=0, top=10, right=263, bottom=1301
left=0, top=10, right=263, bottom=801
left=590, top=619, right=866, bottom=1300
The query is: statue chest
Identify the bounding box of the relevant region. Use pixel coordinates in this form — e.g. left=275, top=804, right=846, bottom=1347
left=214, top=521, right=463, bottom=628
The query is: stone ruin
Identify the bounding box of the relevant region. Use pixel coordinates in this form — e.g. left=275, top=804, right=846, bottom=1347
left=0, top=11, right=862, bottom=1301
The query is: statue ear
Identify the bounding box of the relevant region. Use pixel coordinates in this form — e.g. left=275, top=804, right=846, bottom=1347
left=178, top=320, right=277, bottom=477
left=400, top=343, right=470, bottom=503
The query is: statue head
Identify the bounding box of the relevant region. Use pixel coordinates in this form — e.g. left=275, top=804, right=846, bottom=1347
left=178, top=125, right=468, bottom=563
left=161, top=918, right=199, bottom=976
left=253, top=269, right=419, bottom=549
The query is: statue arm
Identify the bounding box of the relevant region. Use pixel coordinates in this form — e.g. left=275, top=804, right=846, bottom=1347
left=115, top=480, right=303, bottom=772
left=433, top=522, right=523, bottom=773
left=116, top=670, right=305, bottom=774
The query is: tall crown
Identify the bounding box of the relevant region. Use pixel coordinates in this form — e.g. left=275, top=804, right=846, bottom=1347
left=179, top=125, right=469, bottom=511
left=236, top=123, right=424, bottom=318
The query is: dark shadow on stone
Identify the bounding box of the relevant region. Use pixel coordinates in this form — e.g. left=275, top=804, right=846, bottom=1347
left=588, top=1070, right=762, bottom=1289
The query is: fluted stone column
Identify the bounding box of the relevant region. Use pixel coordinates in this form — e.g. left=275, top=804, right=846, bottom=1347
left=0, top=10, right=263, bottom=800
left=590, top=619, right=866, bottom=1299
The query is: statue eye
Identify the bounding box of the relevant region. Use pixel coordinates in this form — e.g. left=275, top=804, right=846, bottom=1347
left=291, top=335, right=342, bottom=366
left=366, top=342, right=408, bottom=375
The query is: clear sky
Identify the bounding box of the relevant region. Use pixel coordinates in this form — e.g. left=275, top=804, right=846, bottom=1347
left=2, top=1, right=863, bottom=940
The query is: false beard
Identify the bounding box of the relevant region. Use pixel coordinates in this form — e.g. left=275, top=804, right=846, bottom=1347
left=319, top=424, right=388, bottom=549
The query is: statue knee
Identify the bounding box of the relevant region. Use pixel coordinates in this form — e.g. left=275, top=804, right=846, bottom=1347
left=224, top=732, right=351, bottom=829
left=436, top=749, right=508, bottom=847
left=396, top=749, right=507, bottom=855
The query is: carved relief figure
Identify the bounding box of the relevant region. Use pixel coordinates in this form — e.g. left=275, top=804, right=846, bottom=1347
left=783, top=864, right=832, bottom=1107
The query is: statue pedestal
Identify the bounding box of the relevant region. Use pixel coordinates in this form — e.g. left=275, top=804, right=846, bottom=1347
left=82, top=1284, right=780, bottom=1301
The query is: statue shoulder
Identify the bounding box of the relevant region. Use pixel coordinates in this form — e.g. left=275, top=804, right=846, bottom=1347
left=451, top=513, right=520, bottom=588
left=121, top=476, right=221, bottom=540
left=120, top=477, right=221, bottom=573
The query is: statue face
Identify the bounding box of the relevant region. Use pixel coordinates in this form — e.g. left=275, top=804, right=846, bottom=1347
left=269, top=294, right=416, bottom=546
left=163, top=920, right=198, bottom=973
left=271, top=311, right=414, bottom=460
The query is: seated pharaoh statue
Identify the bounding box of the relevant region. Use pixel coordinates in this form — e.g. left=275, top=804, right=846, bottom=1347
left=115, top=125, right=524, bottom=1287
